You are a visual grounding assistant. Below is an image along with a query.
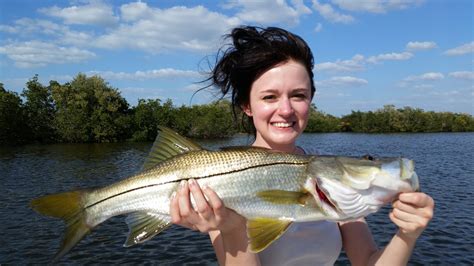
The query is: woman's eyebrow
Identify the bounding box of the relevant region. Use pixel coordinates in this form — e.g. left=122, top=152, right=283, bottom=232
left=292, top=88, right=311, bottom=93
left=257, top=89, right=279, bottom=94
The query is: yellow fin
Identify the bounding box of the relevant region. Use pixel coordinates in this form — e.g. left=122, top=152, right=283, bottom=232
left=257, top=190, right=308, bottom=205
left=247, top=218, right=292, bottom=252
left=142, top=126, right=202, bottom=171
left=30, top=191, right=90, bottom=262
left=124, top=212, right=171, bottom=247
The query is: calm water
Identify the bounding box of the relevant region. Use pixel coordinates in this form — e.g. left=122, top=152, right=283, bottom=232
left=1, top=133, right=473, bottom=265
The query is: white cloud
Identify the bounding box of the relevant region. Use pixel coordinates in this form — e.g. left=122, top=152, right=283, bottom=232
left=87, top=69, right=201, bottom=80
left=1, top=3, right=240, bottom=57
left=38, top=1, right=118, bottom=26
left=0, top=41, right=95, bottom=68
left=120, top=2, right=154, bottom=22
left=226, top=0, right=311, bottom=25
left=430, top=90, right=461, bottom=97
left=403, top=72, right=444, bottom=83
left=406, top=41, right=437, bottom=51
left=314, top=90, right=351, bottom=98
left=315, top=54, right=365, bottom=72
left=95, top=5, right=240, bottom=53
left=367, top=51, right=413, bottom=63
left=413, top=84, right=434, bottom=90
left=331, top=0, right=425, bottom=13
left=0, top=18, right=94, bottom=47
left=292, top=0, right=313, bottom=15
left=444, top=42, right=474, bottom=56
left=48, top=74, right=75, bottom=82
left=449, top=71, right=474, bottom=80
left=312, top=0, right=354, bottom=24
left=316, top=76, right=368, bottom=88
left=314, top=23, right=323, bottom=32
left=0, top=18, right=68, bottom=37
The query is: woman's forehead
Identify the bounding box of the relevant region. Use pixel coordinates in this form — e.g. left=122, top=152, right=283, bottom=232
left=251, top=61, right=311, bottom=91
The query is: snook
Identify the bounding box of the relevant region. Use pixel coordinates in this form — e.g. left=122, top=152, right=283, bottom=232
left=31, top=127, right=419, bottom=262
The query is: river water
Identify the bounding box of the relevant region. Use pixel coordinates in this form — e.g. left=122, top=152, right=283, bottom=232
left=1, top=133, right=473, bottom=265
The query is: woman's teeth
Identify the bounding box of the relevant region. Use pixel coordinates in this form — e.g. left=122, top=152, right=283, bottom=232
left=272, top=122, right=294, bottom=128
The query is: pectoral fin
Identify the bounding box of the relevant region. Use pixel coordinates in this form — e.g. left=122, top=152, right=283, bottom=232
left=246, top=218, right=292, bottom=252
left=124, top=212, right=171, bottom=247
left=257, top=189, right=309, bottom=205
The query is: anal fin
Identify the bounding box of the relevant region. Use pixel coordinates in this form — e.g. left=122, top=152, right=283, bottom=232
left=124, top=212, right=171, bottom=247
left=246, top=218, right=292, bottom=253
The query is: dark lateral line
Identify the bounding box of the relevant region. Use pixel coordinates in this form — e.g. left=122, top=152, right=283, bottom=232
left=85, top=161, right=308, bottom=209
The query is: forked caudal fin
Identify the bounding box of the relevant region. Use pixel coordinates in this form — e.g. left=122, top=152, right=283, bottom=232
left=30, top=190, right=90, bottom=262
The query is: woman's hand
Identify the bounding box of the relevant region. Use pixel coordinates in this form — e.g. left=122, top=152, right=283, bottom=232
left=390, top=192, right=434, bottom=240
left=170, top=179, right=246, bottom=233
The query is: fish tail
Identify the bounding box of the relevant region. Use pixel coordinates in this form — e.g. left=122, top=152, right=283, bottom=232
left=30, top=190, right=91, bottom=262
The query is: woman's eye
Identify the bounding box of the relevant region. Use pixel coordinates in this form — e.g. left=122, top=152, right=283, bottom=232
left=293, top=93, right=308, bottom=100
left=262, top=95, right=276, bottom=101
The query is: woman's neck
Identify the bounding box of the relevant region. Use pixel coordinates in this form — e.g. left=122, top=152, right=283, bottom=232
left=251, top=140, right=302, bottom=154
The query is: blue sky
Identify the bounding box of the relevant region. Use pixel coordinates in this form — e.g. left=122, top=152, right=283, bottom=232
left=0, top=0, right=472, bottom=116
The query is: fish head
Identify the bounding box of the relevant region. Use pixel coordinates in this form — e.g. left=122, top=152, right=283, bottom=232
left=305, top=156, right=419, bottom=220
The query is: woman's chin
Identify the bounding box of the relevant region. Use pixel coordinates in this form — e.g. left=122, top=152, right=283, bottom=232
left=268, top=131, right=299, bottom=145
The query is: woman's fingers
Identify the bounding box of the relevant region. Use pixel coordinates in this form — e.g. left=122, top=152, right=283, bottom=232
left=392, top=207, right=418, bottom=222
left=392, top=207, right=430, bottom=228
left=389, top=212, right=419, bottom=234
left=392, top=200, right=417, bottom=214
left=203, top=186, right=225, bottom=216
left=188, top=179, right=213, bottom=220
left=170, top=191, right=181, bottom=223
left=398, top=192, right=434, bottom=209
left=170, top=190, right=197, bottom=229
left=169, top=181, right=239, bottom=233
left=395, top=192, right=434, bottom=221
left=177, top=180, right=198, bottom=219
left=390, top=192, right=435, bottom=239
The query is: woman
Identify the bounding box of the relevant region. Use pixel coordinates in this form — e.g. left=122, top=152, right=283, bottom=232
left=170, top=26, right=434, bottom=265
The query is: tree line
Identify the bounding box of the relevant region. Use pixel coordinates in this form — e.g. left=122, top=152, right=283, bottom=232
left=1, top=74, right=473, bottom=145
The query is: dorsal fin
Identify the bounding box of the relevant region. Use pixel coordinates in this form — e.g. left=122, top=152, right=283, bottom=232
left=142, top=126, right=202, bottom=171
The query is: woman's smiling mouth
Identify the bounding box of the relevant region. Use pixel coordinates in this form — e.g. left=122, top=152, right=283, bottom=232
left=271, top=122, right=296, bottom=128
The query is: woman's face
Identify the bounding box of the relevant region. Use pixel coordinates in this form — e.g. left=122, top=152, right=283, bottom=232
left=243, top=60, right=312, bottom=151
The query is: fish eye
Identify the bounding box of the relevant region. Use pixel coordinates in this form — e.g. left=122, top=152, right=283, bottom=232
left=362, top=154, right=375, bottom=161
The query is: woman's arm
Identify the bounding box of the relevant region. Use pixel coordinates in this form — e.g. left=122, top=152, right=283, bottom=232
left=170, top=179, right=260, bottom=265
left=341, top=192, right=434, bottom=266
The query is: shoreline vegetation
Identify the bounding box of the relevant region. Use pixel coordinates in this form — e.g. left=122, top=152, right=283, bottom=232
left=1, top=74, right=473, bottom=145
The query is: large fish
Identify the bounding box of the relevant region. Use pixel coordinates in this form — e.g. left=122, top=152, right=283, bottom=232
left=31, top=127, right=419, bottom=262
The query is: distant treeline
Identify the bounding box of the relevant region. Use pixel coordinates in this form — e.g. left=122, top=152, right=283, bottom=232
left=1, top=74, right=473, bottom=145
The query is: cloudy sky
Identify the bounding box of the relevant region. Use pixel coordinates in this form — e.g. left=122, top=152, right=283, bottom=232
left=0, top=0, right=472, bottom=116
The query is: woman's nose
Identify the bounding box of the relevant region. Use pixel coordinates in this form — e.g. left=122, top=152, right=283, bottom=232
left=278, top=98, right=294, bottom=116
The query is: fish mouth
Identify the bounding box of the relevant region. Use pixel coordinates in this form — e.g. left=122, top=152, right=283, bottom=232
left=400, top=158, right=420, bottom=192
left=377, top=158, right=420, bottom=193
